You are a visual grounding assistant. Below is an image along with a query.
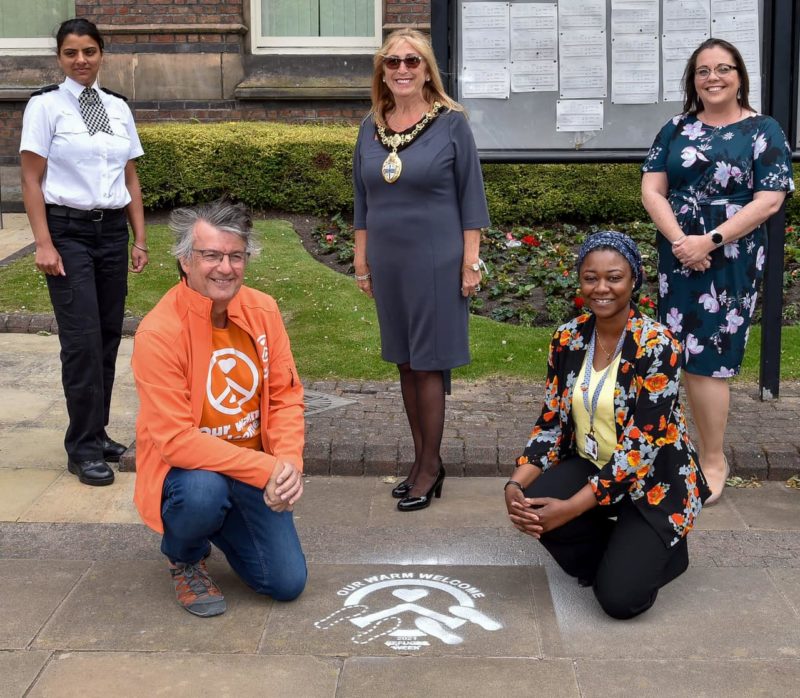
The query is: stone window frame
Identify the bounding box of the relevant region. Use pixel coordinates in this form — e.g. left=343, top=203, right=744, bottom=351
left=250, top=0, right=383, bottom=54
left=0, top=0, right=74, bottom=55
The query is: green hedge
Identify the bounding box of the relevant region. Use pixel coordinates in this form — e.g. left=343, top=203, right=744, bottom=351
left=137, top=122, right=800, bottom=224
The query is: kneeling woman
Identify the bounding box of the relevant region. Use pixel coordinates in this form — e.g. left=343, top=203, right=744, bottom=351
left=505, top=231, right=710, bottom=619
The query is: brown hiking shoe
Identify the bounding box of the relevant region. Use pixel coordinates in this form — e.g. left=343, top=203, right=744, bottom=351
left=169, top=559, right=226, bottom=617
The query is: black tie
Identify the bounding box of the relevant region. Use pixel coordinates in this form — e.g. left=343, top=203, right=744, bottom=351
left=79, top=87, right=113, bottom=136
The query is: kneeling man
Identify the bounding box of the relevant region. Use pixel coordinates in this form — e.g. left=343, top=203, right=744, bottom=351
left=132, top=200, right=306, bottom=617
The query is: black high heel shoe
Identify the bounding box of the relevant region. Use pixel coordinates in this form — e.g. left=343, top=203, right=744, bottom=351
left=397, top=466, right=446, bottom=512
left=391, top=480, right=414, bottom=498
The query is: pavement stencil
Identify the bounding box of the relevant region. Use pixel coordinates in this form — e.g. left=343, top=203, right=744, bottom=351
left=260, top=564, right=540, bottom=657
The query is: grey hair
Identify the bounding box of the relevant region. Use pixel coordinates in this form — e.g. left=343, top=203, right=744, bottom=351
left=170, top=199, right=259, bottom=278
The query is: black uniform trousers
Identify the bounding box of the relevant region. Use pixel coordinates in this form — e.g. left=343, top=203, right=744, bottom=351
left=525, top=455, right=689, bottom=620
left=45, top=207, right=129, bottom=462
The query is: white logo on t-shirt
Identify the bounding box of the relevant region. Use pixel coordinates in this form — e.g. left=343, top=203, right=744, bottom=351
left=206, top=347, right=259, bottom=416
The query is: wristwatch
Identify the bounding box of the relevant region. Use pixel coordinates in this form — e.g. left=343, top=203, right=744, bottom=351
left=465, top=258, right=484, bottom=272
left=707, top=229, right=724, bottom=247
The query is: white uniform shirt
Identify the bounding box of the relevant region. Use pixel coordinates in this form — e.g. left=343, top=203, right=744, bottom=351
left=19, top=76, right=144, bottom=210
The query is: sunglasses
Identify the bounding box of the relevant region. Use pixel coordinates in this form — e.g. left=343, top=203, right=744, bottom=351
left=382, top=55, right=423, bottom=69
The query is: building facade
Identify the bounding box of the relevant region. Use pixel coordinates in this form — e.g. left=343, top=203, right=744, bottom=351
left=0, top=0, right=432, bottom=206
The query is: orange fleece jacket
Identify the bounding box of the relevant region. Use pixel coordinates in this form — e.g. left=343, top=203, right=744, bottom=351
left=131, top=281, right=304, bottom=533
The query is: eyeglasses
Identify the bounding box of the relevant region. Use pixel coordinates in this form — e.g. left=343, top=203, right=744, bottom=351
left=192, top=248, right=249, bottom=266
left=695, top=64, right=737, bottom=80
left=382, top=55, right=423, bottom=70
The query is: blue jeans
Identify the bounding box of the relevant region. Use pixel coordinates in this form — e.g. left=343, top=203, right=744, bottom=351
left=160, top=468, right=307, bottom=601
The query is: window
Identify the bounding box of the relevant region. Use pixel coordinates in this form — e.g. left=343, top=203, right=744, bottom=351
left=0, top=0, right=75, bottom=53
left=252, top=0, right=382, bottom=53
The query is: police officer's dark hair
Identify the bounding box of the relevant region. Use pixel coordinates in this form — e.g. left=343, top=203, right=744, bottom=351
left=170, top=199, right=259, bottom=280
left=56, top=18, right=105, bottom=54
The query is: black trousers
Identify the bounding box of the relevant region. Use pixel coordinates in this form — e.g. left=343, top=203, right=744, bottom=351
left=45, top=208, right=129, bottom=461
left=526, top=456, right=689, bottom=620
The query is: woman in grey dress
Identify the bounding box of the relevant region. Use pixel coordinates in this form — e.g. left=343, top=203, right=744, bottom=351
left=353, top=28, right=490, bottom=512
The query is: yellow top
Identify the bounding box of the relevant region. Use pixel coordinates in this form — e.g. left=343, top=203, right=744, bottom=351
left=572, top=351, right=622, bottom=468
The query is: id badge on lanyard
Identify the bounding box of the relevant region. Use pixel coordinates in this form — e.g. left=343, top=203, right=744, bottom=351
left=584, top=432, right=599, bottom=460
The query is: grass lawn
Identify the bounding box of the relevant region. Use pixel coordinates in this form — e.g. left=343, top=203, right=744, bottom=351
left=0, top=219, right=796, bottom=382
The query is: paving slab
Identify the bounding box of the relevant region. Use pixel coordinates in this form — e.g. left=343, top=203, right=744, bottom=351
left=296, top=476, right=378, bottom=528
left=366, top=477, right=509, bottom=529
left=260, top=564, right=540, bottom=657
left=0, top=335, right=65, bottom=387
left=18, top=472, right=137, bottom=524
left=0, top=522, right=161, bottom=561
left=338, top=657, right=580, bottom=697
left=767, top=567, right=800, bottom=617
left=0, top=560, right=88, bottom=649
left=535, top=566, right=800, bottom=660
left=27, top=652, right=341, bottom=698
left=0, top=650, right=51, bottom=698
left=693, top=492, right=748, bottom=531
left=0, top=216, right=33, bottom=263
left=0, top=469, right=60, bottom=521
left=0, top=388, right=58, bottom=424
left=33, top=559, right=272, bottom=653
left=0, top=427, right=67, bottom=471
left=575, top=659, right=800, bottom=697
left=726, top=482, right=800, bottom=530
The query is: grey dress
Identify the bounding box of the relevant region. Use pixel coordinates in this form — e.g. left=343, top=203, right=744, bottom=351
left=353, top=109, right=490, bottom=370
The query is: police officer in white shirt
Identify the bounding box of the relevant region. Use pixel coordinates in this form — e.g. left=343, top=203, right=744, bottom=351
left=20, top=18, right=147, bottom=486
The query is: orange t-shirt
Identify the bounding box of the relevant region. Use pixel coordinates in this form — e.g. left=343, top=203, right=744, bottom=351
left=199, top=322, right=263, bottom=450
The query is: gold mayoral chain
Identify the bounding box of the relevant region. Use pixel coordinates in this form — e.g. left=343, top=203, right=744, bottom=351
left=377, top=101, right=443, bottom=183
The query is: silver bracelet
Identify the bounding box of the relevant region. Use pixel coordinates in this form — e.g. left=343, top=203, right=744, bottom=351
left=354, top=272, right=371, bottom=281
left=132, top=242, right=149, bottom=253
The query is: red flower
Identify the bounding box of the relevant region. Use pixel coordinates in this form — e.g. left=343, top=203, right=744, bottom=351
left=787, top=226, right=795, bottom=233
left=521, top=234, right=541, bottom=247
left=574, top=296, right=585, bottom=309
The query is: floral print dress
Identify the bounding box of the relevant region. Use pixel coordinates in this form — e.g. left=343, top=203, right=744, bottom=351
left=642, top=114, right=794, bottom=377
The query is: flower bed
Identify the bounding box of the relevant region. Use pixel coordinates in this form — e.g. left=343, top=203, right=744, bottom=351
left=311, top=216, right=799, bottom=327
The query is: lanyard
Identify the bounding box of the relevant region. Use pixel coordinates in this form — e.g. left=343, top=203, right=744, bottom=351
left=581, top=329, right=626, bottom=436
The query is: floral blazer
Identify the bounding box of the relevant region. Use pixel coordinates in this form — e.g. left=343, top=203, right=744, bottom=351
left=517, top=307, right=710, bottom=547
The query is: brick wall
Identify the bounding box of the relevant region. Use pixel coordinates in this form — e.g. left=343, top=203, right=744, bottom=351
left=0, top=104, right=25, bottom=166
left=386, top=0, right=431, bottom=26
left=75, top=0, right=243, bottom=25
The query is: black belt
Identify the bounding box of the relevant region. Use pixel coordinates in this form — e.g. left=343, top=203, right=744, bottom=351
left=46, top=205, right=125, bottom=222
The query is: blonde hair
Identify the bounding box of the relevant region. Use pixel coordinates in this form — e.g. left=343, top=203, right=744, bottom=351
left=370, top=28, right=463, bottom=128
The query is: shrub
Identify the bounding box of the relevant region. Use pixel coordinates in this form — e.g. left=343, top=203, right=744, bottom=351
left=137, top=122, right=358, bottom=214
left=136, top=122, right=800, bottom=224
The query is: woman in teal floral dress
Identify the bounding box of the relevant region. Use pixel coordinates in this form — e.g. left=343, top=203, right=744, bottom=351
left=642, top=39, right=793, bottom=504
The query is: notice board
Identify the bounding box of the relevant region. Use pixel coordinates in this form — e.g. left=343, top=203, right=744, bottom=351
left=454, top=0, right=765, bottom=154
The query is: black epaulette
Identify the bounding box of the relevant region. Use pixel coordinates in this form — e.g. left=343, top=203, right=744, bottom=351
left=30, top=84, right=59, bottom=97
left=100, top=87, right=128, bottom=102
